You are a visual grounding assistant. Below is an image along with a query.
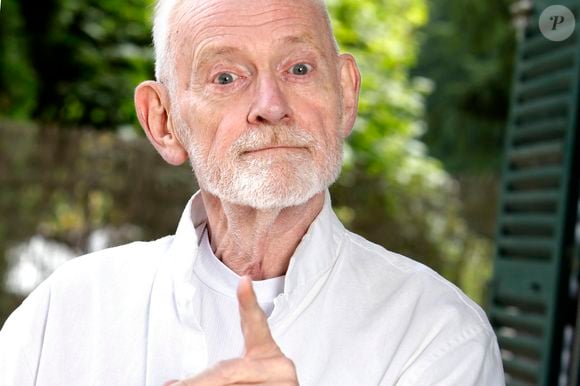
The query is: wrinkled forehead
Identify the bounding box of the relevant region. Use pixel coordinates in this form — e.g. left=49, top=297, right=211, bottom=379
left=168, top=0, right=335, bottom=55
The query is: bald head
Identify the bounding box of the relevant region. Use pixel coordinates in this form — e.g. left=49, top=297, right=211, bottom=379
left=152, top=0, right=338, bottom=88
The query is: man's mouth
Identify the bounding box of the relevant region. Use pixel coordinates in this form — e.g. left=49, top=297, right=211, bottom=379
left=242, top=146, right=305, bottom=154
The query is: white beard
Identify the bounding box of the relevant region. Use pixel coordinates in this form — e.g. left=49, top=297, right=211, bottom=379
left=173, top=113, right=343, bottom=209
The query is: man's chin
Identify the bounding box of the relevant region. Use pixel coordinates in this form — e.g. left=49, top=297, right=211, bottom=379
left=194, top=158, right=341, bottom=209
left=201, top=179, right=324, bottom=210
left=222, top=189, right=319, bottom=210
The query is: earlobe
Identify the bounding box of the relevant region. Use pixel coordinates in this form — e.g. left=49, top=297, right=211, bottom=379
left=338, top=54, right=361, bottom=138
left=134, top=81, right=189, bottom=166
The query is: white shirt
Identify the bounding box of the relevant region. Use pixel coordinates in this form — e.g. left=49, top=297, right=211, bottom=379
left=193, top=226, right=285, bottom=364
left=0, top=190, right=505, bottom=385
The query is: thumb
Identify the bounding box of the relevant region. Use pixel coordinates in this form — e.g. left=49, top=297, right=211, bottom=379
left=237, top=276, right=281, bottom=358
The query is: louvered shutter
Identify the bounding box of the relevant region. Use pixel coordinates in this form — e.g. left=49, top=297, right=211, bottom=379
left=488, top=1, right=580, bottom=385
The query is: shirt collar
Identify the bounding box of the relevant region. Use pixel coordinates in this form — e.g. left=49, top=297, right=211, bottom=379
left=283, top=189, right=345, bottom=293
left=167, top=189, right=346, bottom=306
left=166, top=190, right=207, bottom=287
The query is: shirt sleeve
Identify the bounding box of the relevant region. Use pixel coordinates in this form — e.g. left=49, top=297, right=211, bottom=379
left=395, top=328, right=506, bottom=386
left=0, top=280, right=52, bottom=385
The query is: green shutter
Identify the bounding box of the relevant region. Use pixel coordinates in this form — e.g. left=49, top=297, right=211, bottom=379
left=488, top=1, right=580, bottom=386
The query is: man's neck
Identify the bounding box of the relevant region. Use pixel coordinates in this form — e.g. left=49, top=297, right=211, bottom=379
left=200, top=190, right=325, bottom=280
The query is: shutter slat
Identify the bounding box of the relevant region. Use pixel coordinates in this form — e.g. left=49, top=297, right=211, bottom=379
left=513, top=95, right=570, bottom=117
left=513, top=118, right=567, bottom=140
left=519, top=32, right=556, bottom=58
left=503, top=190, right=559, bottom=205
left=516, top=69, right=575, bottom=101
left=506, top=166, right=562, bottom=184
left=509, top=141, right=562, bottom=161
left=498, top=334, right=544, bottom=353
left=490, top=307, right=545, bottom=331
left=500, top=214, right=556, bottom=229
left=518, top=46, right=577, bottom=78
left=503, top=356, right=541, bottom=379
left=498, top=236, right=553, bottom=252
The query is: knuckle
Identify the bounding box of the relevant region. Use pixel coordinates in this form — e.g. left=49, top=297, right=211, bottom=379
left=280, top=357, right=297, bottom=374
left=240, top=356, right=255, bottom=367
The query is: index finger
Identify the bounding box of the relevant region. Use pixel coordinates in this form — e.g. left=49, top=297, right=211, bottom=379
left=237, top=276, right=281, bottom=358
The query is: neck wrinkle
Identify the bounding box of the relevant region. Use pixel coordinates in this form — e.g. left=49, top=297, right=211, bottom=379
left=200, top=190, right=325, bottom=280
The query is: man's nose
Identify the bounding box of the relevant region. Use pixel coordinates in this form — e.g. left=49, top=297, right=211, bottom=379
left=247, top=74, right=291, bottom=125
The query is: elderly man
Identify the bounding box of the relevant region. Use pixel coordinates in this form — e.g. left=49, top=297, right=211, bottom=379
left=0, top=0, right=505, bottom=385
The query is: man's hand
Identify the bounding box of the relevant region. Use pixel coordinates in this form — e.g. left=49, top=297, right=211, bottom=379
left=164, top=276, right=298, bottom=386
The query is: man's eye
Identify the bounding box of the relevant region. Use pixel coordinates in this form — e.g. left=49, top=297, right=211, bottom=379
left=289, top=63, right=312, bottom=76
left=215, top=72, right=238, bottom=85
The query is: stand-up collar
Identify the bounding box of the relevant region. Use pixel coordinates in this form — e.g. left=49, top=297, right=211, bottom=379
left=167, top=189, right=346, bottom=325
left=166, top=190, right=207, bottom=286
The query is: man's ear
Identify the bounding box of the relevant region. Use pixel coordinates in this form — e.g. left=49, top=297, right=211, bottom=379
left=134, top=81, right=188, bottom=166
left=337, top=54, right=361, bottom=138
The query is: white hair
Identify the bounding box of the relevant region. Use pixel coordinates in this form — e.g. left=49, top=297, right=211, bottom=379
left=152, top=0, right=179, bottom=84
left=152, top=0, right=338, bottom=89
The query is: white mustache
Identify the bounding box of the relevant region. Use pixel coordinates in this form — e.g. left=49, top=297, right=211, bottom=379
left=231, top=126, right=316, bottom=154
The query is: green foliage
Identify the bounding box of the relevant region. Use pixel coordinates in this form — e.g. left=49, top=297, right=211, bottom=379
left=414, top=0, right=516, bottom=173
left=0, top=0, right=38, bottom=118
left=0, top=0, right=153, bottom=128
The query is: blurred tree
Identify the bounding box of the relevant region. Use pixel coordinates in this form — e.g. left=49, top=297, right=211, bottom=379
left=411, top=0, right=516, bottom=244
left=0, top=0, right=153, bottom=128
left=0, top=0, right=38, bottom=119
left=413, top=0, right=516, bottom=174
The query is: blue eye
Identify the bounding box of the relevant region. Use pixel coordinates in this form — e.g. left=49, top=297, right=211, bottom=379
left=290, top=63, right=312, bottom=76
left=215, top=72, right=238, bottom=85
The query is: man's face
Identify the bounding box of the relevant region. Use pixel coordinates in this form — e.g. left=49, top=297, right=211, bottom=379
left=169, top=0, right=350, bottom=209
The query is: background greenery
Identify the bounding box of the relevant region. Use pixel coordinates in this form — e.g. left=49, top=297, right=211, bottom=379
left=0, top=0, right=515, bottom=325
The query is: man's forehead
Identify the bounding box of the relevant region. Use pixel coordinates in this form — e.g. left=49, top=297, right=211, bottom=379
left=198, top=34, right=319, bottom=54
left=173, top=0, right=323, bottom=15
left=192, top=33, right=322, bottom=68
left=170, top=0, right=327, bottom=41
